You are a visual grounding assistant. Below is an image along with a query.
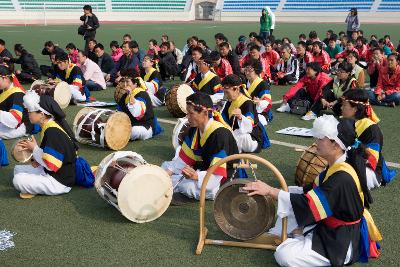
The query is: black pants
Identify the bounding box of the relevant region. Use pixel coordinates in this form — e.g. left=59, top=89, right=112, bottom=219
left=311, top=90, right=342, bottom=116
left=277, top=75, right=297, bottom=85
left=40, top=65, right=53, bottom=78
left=16, top=72, right=40, bottom=84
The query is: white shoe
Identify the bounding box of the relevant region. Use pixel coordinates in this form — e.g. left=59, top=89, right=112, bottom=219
left=276, top=103, right=290, bottom=113
left=301, top=111, right=317, bottom=121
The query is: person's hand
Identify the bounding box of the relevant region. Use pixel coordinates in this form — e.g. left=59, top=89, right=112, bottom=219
left=321, top=98, right=330, bottom=108
left=338, top=57, right=344, bottom=63
left=31, top=159, right=40, bottom=168
left=47, top=78, right=56, bottom=85
left=15, top=70, right=21, bottom=75
left=19, top=136, right=37, bottom=152
left=105, top=74, right=110, bottom=81
left=277, top=72, right=285, bottom=79
left=182, top=166, right=198, bottom=180
left=232, top=108, right=242, bottom=120
left=242, top=180, right=274, bottom=197
left=2, top=57, right=10, bottom=61
left=115, top=76, right=122, bottom=83
left=377, top=94, right=385, bottom=102
left=129, top=96, right=136, bottom=105
left=253, top=96, right=261, bottom=105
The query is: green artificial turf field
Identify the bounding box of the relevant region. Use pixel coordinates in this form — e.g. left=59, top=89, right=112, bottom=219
left=0, top=22, right=399, bottom=266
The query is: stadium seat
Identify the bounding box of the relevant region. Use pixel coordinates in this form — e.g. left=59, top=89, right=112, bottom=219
left=378, top=0, right=400, bottom=11
left=0, top=0, right=15, bottom=10
left=283, top=0, right=373, bottom=11
left=223, top=0, right=279, bottom=11
left=111, top=0, right=186, bottom=11
left=18, top=0, right=106, bottom=11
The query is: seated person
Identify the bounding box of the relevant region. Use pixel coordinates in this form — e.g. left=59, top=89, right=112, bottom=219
left=325, top=35, right=343, bottom=61
left=240, top=44, right=271, bottom=80
left=277, top=62, right=332, bottom=120
left=66, top=43, right=79, bottom=65
left=13, top=91, right=77, bottom=197
left=219, top=41, right=242, bottom=77
left=296, top=41, right=314, bottom=79
left=147, top=39, right=160, bottom=57
left=355, top=36, right=368, bottom=62
left=367, top=47, right=386, bottom=89
left=274, top=45, right=299, bottom=85
left=312, top=41, right=330, bottom=72
left=77, top=50, right=106, bottom=91
left=182, top=46, right=203, bottom=83
left=191, top=55, right=223, bottom=104
left=244, top=115, right=381, bottom=267
left=368, top=53, right=400, bottom=107
left=243, top=58, right=273, bottom=126
left=335, top=40, right=359, bottom=62
left=262, top=41, right=280, bottom=67
left=94, top=43, right=115, bottom=81
left=220, top=74, right=270, bottom=153
left=0, top=66, right=32, bottom=139
left=209, top=51, right=233, bottom=81
left=108, top=41, right=140, bottom=85
left=85, top=38, right=98, bottom=62
left=341, top=89, right=397, bottom=189
left=346, top=51, right=365, bottom=88
left=52, top=52, right=87, bottom=103
left=141, top=55, right=166, bottom=107
left=116, top=70, right=161, bottom=141
left=161, top=92, right=239, bottom=200
left=310, top=62, right=357, bottom=118
left=158, top=42, right=178, bottom=81
left=109, top=40, right=123, bottom=63
left=40, top=41, right=64, bottom=77
left=0, top=39, right=14, bottom=71
left=6, top=44, right=41, bottom=84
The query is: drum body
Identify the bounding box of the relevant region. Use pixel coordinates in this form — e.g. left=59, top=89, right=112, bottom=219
left=295, top=143, right=328, bottom=186
left=165, top=84, right=194, bottom=118
left=214, top=179, right=276, bottom=241
left=73, top=107, right=132, bottom=150
left=11, top=138, right=33, bottom=163
left=30, top=80, right=71, bottom=109
left=95, top=151, right=173, bottom=223
left=172, top=118, right=191, bottom=150
left=114, top=78, right=130, bottom=103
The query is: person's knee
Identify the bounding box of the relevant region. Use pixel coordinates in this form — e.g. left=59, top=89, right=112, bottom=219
left=13, top=173, right=26, bottom=191
left=274, top=244, right=299, bottom=266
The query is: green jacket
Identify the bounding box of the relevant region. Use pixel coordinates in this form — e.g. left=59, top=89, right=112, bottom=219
left=260, top=14, right=272, bottom=32
left=325, top=44, right=343, bottom=59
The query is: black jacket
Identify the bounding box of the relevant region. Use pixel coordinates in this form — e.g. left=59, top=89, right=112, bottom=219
left=41, top=46, right=64, bottom=59
left=224, top=51, right=241, bottom=76
left=97, top=52, right=114, bottom=74
left=10, top=53, right=41, bottom=78
left=159, top=52, right=178, bottom=76
left=80, top=14, right=100, bottom=39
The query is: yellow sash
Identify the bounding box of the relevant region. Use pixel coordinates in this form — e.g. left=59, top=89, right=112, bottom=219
left=228, top=94, right=249, bottom=119
left=65, top=63, right=76, bottom=79
left=125, top=86, right=146, bottom=105
left=143, top=68, right=156, bottom=82
left=198, top=72, right=217, bottom=90
left=247, top=77, right=263, bottom=96
left=198, top=120, right=229, bottom=147
left=40, top=120, right=67, bottom=141
left=0, top=86, right=25, bottom=105
left=355, top=118, right=375, bottom=138
left=323, top=162, right=382, bottom=241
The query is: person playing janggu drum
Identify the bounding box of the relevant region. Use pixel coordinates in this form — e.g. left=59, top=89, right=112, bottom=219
left=49, top=52, right=88, bottom=103
left=0, top=65, right=33, bottom=139
left=161, top=92, right=239, bottom=200
left=116, top=69, right=162, bottom=141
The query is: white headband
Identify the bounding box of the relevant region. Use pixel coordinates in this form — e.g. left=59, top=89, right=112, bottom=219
left=311, top=114, right=347, bottom=150
left=23, top=90, right=52, bottom=116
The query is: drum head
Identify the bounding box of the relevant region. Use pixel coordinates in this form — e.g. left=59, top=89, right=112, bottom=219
left=176, top=84, right=194, bottom=114
left=11, top=141, right=32, bottom=163
left=105, top=112, right=131, bottom=150
left=214, top=179, right=276, bottom=241
left=29, top=80, right=45, bottom=91
left=54, top=81, right=72, bottom=109
left=172, top=117, right=190, bottom=150
left=118, top=164, right=172, bottom=223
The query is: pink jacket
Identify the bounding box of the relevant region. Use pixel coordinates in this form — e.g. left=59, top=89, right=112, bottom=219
left=111, top=48, right=123, bottom=62
left=68, top=49, right=79, bottom=65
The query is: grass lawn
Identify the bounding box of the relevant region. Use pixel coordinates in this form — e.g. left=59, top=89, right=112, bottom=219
left=0, top=22, right=399, bottom=266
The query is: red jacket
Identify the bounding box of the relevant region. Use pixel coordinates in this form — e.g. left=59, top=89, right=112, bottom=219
left=356, top=44, right=368, bottom=61
left=283, top=72, right=332, bottom=102
left=375, top=65, right=400, bottom=96
left=213, top=58, right=233, bottom=80
left=240, top=55, right=271, bottom=79
left=262, top=50, right=280, bottom=66
left=335, top=48, right=359, bottom=59
left=367, top=58, right=387, bottom=76
left=313, top=50, right=331, bottom=71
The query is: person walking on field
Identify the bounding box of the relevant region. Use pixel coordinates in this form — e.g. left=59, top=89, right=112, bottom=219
left=345, top=8, right=360, bottom=38
left=79, top=5, right=100, bottom=50
left=259, top=8, right=272, bottom=42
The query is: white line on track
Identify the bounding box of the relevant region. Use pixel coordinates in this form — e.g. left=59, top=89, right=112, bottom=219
left=4, top=30, right=25, bottom=33
left=157, top=117, right=400, bottom=169
left=42, top=29, right=65, bottom=32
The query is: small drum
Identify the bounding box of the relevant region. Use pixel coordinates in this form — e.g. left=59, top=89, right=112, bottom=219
left=295, top=143, right=328, bottom=186
left=172, top=117, right=191, bottom=150
left=165, top=84, right=194, bottom=118
left=73, top=107, right=132, bottom=150
left=95, top=151, right=173, bottom=223
left=214, top=179, right=276, bottom=241
left=30, top=80, right=71, bottom=109
left=114, top=78, right=130, bottom=103
left=11, top=138, right=33, bottom=163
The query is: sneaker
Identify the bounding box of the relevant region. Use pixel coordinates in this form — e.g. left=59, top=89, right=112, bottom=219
left=301, top=111, right=317, bottom=121
left=276, top=103, right=290, bottom=113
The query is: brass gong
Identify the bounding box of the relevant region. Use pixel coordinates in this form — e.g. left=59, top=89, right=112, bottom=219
left=213, top=179, right=276, bottom=241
